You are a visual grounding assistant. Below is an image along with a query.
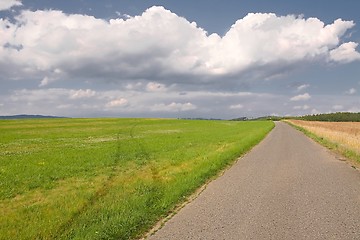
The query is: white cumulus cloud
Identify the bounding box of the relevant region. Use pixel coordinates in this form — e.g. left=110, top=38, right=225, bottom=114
left=297, top=84, right=310, bottom=91
left=39, top=76, right=53, bottom=87
left=70, top=89, right=96, bottom=99
left=229, top=104, right=244, bottom=109
left=106, top=98, right=128, bottom=107
left=146, top=82, right=167, bottom=92
left=0, top=0, right=22, bottom=11
left=151, top=102, right=196, bottom=112
left=0, top=6, right=359, bottom=87
left=330, top=42, right=360, bottom=63
left=345, top=88, right=357, bottom=95
left=290, top=93, right=311, bottom=101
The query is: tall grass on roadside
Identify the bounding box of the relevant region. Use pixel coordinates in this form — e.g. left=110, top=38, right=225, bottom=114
left=0, top=119, right=273, bottom=240
left=286, top=120, right=360, bottom=164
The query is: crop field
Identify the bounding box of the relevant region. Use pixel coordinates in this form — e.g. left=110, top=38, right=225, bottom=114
left=287, top=120, right=360, bottom=164
left=0, top=118, right=273, bottom=240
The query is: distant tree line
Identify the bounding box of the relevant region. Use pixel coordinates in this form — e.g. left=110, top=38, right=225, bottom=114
left=230, top=112, right=360, bottom=122
left=295, top=112, right=360, bottom=122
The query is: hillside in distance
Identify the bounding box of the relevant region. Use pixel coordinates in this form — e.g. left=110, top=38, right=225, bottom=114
left=0, top=114, right=66, bottom=119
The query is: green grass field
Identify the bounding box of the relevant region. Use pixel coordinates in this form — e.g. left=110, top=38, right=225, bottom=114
left=0, top=118, right=273, bottom=240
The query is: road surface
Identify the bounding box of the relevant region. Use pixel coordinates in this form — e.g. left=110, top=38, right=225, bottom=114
left=148, top=121, right=360, bottom=239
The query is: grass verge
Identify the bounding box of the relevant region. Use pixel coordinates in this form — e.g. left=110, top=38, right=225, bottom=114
left=285, top=120, right=360, bottom=167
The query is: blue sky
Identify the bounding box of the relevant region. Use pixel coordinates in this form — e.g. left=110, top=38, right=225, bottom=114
left=0, top=0, right=359, bottom=118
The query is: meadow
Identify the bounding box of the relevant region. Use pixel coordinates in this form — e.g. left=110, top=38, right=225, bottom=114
left=286, top=120, right=360, bottom=165
left=0, top=118, right=273, bottom=240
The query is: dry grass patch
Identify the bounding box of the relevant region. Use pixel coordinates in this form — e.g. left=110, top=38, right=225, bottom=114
left=287, top=120, right=360, bottom=164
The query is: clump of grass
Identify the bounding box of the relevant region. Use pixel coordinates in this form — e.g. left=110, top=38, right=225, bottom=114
left=0, top=118, right=273, bottom=240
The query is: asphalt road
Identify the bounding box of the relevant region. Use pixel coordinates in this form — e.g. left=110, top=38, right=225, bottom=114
left=147, top=121, right=360, bottom=239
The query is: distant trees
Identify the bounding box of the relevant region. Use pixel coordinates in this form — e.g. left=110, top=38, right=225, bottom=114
left=229, top=112, right=360, bottom=122
left=296, top=112, right=360, bottom=122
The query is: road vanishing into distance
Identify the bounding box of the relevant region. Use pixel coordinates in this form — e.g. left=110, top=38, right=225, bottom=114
left=148, top=122, right=360, bottom=239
